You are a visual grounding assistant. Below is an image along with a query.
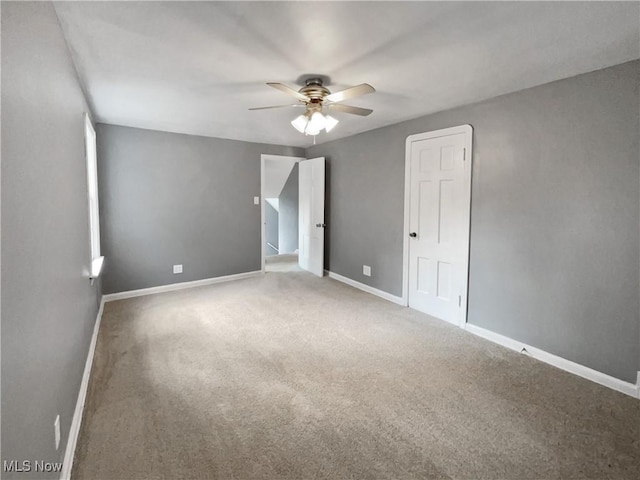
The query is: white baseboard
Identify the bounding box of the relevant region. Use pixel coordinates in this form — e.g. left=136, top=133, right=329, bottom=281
left=60, top=297, right=105, bottom=480
left=326, top=270, right=405, bottom=306
left=102, top=270, right=263, bottom=302
left=465, top=323, right=640, bottom=399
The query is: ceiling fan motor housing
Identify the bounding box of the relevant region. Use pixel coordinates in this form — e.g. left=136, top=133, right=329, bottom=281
left=299, top=77, right=330, bottom=103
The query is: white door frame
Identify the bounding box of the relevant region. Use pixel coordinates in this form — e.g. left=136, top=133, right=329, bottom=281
left=260, top=154, right=306, bottom=273
left=401, top=124, right=473, bottom=327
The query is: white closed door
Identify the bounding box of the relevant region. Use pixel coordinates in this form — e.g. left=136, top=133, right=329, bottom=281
left=408, top=127, right=472, bottom=326
left=298, top=157, right=325, bottom=277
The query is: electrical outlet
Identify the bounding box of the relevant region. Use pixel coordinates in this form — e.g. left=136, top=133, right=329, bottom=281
left=254, top=196, right=260, bottom=205
left=54, top=415, right=60, bottom=450
left=363, top=265, right=371, bottom=277
left=173, top=264, right=183, bottom=274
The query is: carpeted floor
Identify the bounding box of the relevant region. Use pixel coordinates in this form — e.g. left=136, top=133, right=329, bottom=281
left=265, top=254, right=302, bottom=273
left=73, top=269, right=640, bottom=479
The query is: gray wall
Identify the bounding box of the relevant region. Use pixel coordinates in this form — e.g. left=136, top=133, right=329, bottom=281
left=278, top=164, right=299, bottom=254
left=97, top=124, right=304, bottom=293
left=1, top=2, right=102, bottom=477
left=265, top=202, right=279, bottom=255
left=308, top=60, right=640, bottom=383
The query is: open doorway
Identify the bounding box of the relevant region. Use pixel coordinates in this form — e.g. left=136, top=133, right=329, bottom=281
left=261, top=154, right=305, bottom=272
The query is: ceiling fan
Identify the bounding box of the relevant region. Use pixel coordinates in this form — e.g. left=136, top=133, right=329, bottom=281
left=249, top=77, right=375, bottom=137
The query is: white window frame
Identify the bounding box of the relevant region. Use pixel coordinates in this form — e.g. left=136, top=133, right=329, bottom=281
left=84, top=113, right=103, bottom=279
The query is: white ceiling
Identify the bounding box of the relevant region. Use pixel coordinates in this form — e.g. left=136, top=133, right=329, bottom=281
left=53, top=1, right=640, bottom=148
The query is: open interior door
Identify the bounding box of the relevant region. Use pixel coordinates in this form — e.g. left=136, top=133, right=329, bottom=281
left=298, top=157, right=325, bottom=276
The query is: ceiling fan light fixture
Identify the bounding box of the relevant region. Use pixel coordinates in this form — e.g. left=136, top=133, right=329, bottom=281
left=324, top=114, right=339, bottom=133
left=307, top=111, right=326, bottom=132
left=291, top=114, right=308, bottom=133
left=305, top=126, right=321, bottom=136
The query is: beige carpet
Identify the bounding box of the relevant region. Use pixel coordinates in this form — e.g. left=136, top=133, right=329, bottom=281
left=265, top=254, right=301, bottom=273
left=73, top=270, right=640, bottom=479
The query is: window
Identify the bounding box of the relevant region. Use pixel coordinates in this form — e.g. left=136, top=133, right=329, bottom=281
left=84, top=113, right=103, bottom=279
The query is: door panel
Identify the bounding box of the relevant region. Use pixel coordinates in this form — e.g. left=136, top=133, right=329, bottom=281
left=417, top=257, right=431, bottom=294
left=408, top=131, right=470, bottom=325
left=299, top=157, right=325, bottom=277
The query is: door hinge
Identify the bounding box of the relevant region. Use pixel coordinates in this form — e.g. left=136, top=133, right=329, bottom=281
left=458, top=295, right=462, bottom=307
left=463, top=148, right=466, bottom=161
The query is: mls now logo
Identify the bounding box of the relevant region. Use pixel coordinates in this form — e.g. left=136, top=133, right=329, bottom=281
left=3, top=460, right=63, bottom=473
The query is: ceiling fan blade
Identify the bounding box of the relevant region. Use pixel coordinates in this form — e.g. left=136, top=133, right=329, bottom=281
left=249, top=104, right=305, bottom=111
left=328, top=103, right=373, bottom=116
left=325, top=83, right=375, bottom=103
left=267, top=82, right=309, bottom=102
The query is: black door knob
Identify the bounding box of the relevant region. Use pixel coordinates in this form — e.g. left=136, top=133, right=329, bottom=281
left=409, top=232, right=417, bottom=238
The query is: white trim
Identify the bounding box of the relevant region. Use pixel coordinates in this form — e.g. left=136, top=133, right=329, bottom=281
left=84, top=113, right=101, bottom=262
left=89, top=256, right=104, bottom=280
left=402, top=124, right=473, bottom=328
left=260, top=154, right=306, bottom=274
left=402, top=136, right=412, bottom=307
left=465, top=323, right=640, bottom=399
left=103, top=271, right=262, bottom=302
left=60, top=297, right=105, bottom=480
left=326, top=270, right=405, bottom=306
